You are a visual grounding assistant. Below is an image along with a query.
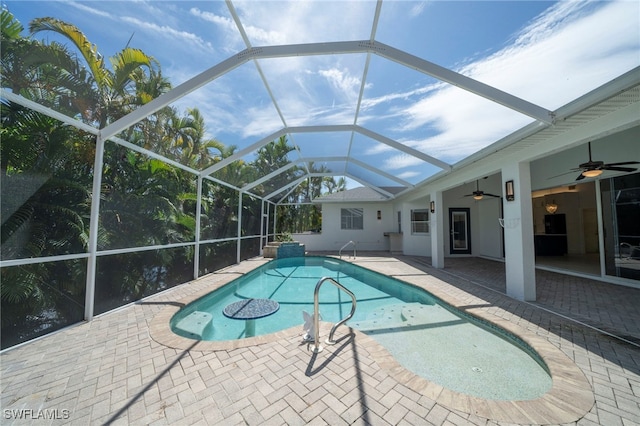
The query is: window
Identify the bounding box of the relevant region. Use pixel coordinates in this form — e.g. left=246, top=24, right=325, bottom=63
left=341, top=208, right=363, bottom=230
left=411, top=209, right=429, bottom=234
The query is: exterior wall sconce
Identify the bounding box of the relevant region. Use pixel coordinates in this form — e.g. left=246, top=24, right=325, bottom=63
left=377, top=210, right=381, bottom=220
left=505, top=180, right=515, bottom=201
left=430, top=201, right=435, bottom=213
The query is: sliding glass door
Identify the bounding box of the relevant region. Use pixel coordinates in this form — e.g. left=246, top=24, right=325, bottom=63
left=601, top=173, right=640, bottom=281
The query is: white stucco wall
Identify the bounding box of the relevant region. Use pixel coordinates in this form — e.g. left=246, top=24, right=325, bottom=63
left=398, top=200, right=432, bottom=257
left=475, top=174, right=504, bottom=259
left=438, top=175, right=503, bottom=258
left=293, top=203, right=394, bottom=252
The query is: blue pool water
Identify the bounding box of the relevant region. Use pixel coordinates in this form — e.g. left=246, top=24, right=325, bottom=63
left=170, top=256, right=552, bottom=400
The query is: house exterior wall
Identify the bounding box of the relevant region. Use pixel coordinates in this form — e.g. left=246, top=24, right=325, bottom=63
left=475, top=196, right=504, bottom=259
left=398, top=200, right=431, bottom=257
left=293, top=203, right=394, bottom=252
left=476, top=174, right=504, bottom=259
left=294, top=123, right=639, bottom=290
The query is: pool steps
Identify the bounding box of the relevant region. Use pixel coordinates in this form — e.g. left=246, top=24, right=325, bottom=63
left=174, top=311, right=212, bottom=338
left=351, top=303, right=452, bottom=332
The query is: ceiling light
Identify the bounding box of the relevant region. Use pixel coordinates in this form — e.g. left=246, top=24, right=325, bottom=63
left=473, top=194, right=483, bottom=200
left=545, top=201, right=558, bottom=214
left=582, top=169, right=603, bottom=178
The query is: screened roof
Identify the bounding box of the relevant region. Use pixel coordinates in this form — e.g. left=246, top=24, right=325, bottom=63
left=5, top=1, right=640, bottom=202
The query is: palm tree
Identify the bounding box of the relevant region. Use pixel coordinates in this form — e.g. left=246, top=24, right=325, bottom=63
left=324, top=175, right=347, bottom=194
left=29, top=17, right=158, bottom=127
left=1, top=10, right=95, bottom=117
left=1, top=13, right=170, bottom=347
left=157, top=107, right=224, bottom=169
left=254, top=135, right=295, bottom=174
left=1, top=100, right=90, bottom=349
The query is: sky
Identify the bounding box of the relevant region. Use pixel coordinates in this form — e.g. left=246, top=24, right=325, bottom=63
left=4, top=0, right=640, bottom=192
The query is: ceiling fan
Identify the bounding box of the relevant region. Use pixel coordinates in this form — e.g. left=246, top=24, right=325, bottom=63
left=464, top=180, right=501, bottom=200
left=570, top=142, right=639, bottom=181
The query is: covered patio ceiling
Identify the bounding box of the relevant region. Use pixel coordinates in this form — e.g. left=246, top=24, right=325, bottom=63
left=5, top=1, right=639, bottom=203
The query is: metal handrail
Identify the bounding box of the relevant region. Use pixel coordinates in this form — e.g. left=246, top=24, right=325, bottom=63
left=339, top=240, right=356, bottom=259
left=312, top=277, right=357, bottom=353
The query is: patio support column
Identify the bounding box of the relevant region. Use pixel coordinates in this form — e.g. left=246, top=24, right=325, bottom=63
left=502, top=162, right=536, bottom=301
left=430, top=191, right=445, bottom=268
left=85, top=135, right=106, bottom=321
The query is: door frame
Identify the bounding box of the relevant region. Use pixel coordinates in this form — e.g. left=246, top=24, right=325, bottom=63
left=449, top=207, right=472, bottom=255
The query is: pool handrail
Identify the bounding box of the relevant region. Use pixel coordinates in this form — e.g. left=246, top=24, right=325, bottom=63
left=339, top=240, right=356, bottom=259
left=312, top=276, right=357, bottom=353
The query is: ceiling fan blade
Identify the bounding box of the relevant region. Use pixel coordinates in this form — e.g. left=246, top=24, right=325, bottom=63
left=605, top=161, right=640, bottom=166
left=483, top=193, right=502, bottom=198
left=603, top=166, right=638, bottom=172
left=575, top=173, right=586, bottom=181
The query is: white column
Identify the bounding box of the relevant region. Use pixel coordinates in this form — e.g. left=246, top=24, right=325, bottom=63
left=193, top=176, right=203, bottom=279
left=430, top=191, right=445, bottom=269
left=236, top=192, right=243, bottom=264
left=502, top=162, right=536, bottom=301
left=260, top=199, right=265, bottom=255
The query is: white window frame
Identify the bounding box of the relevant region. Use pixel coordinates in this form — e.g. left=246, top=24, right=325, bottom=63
left=341, top=208, right=364, bottom=230
left=411, top=209, right=430, bottom=235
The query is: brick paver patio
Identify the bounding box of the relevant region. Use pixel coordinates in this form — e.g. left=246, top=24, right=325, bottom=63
left=1, top=255, right=639, bottom=425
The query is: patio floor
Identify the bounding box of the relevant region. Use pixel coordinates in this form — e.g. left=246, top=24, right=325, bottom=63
left=1, top=254, right=639, bottom=425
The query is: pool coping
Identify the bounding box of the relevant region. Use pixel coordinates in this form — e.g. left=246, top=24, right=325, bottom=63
left=148, top=256, right=595, bottom=425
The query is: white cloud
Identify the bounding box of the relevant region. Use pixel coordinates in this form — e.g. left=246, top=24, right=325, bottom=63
left=383, top=153, right=425, bottom=170
left=317, top=68, right=361, bottom=103
left=190, top=8, right=234, bottom=29
left=380, top=0, right=640, bottom=165
left=232, top=1, right=373, bottom=45
left=120, top=16, right=215, bottom=54
left=409, top=2, right=428, bottom=18
left=65, top=2, right=112, bottom=19
left=397, top=170, right=421, bottom=180
left=190, top=7, right=284, bottom=49
left=360, top=84, right=435, bottom=111
left=460, top=1, right=639, bottom=108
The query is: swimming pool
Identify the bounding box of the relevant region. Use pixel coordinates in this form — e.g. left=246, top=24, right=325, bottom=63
left=170, top=256, right=552, bottom=400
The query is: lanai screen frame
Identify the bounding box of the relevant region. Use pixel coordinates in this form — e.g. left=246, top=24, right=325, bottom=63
left=2, top=89, right=278, bottom=321
left=0, top=3, right=560, bottom=336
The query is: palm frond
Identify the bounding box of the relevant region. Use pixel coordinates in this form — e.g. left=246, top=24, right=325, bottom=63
left=29, top=17, right=111, bottom=89
left=0, top=9, right=24, bottom=40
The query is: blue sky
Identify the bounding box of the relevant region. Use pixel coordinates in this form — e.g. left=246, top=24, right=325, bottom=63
left=4, top=1, right=640, bottom=191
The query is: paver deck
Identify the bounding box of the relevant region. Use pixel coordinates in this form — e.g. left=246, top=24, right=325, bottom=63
left=1, top=254, right=639, bottom=425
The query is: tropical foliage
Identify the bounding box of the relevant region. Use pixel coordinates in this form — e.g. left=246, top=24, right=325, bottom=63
left=0, top=10, right=343, bottom=348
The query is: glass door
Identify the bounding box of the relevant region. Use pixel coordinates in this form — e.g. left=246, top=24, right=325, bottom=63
left=449, top=208, right=471, bottom=254
left=601, top=172, right=640, bottom=281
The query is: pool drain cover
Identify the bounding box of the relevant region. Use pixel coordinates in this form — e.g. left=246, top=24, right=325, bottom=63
left=471, top=367, right=483, bottom=373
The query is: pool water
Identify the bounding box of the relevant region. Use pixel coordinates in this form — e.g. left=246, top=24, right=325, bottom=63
left=171, top=256, right=552, bottom=400
left=172, top=257, right=428, bottom=341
